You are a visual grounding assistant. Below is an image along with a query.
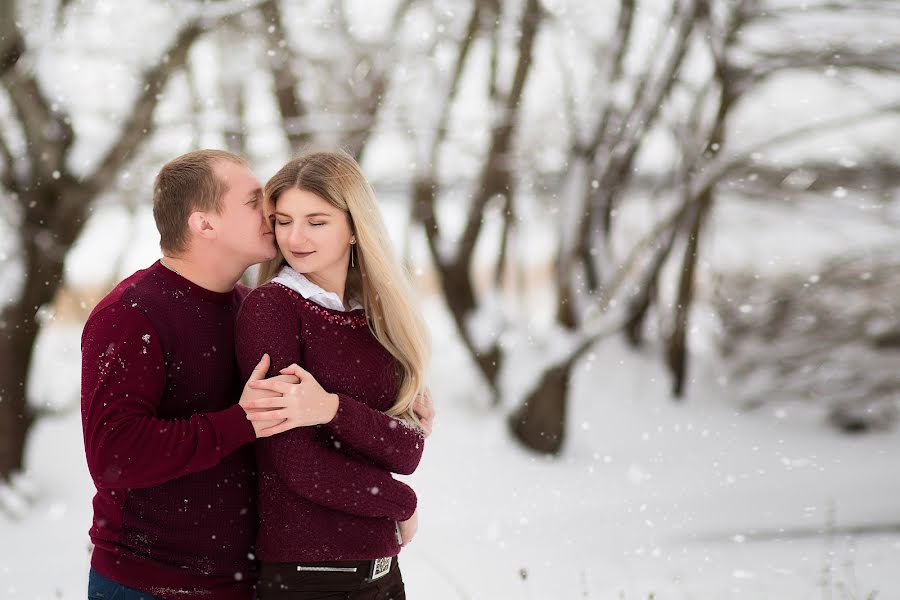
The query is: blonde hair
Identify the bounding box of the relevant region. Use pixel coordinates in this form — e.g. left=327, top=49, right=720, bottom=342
left=258, top=151, right=431, bottom=426
left=153, top=149, right=247, bottom=253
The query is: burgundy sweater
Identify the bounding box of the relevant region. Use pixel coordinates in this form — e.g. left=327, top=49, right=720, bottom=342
left=235, top=281, right=424, bottom=562
left=81, top=261, right=258, bottom=600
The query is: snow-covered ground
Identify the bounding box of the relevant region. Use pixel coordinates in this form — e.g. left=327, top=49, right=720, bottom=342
left=2, top=290, right=899, bottom=599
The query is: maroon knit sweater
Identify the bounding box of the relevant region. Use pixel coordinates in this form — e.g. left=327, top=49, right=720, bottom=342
left=235, top=281, right=424, bottom=562
left=81, top=261, right=258, bottom=600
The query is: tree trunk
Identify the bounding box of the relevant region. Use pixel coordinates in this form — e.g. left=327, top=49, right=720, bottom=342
left=0, top=304, right=37, bottom=481
left=0, top=231, right=68, bottom=480
left=508, top=360, right=576, bottom=455
left=624, top=212, right=684, bottom=347
left=413, top=178, right=502, bottom=398
left=442, top=263, right=502, bottom=395
left=666, top=195, right=710, bottom=398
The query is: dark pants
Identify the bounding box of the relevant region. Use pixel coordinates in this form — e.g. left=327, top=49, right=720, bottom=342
left=257, top=558, right=406, bottom=600
left=88, top=569, right=165, bottom=600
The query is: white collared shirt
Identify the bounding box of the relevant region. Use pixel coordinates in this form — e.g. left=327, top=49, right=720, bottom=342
left=272, top=266, right=363, bottom=312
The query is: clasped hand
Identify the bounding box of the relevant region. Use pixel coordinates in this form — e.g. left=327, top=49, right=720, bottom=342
left=239, top=354, right=339, bottom=437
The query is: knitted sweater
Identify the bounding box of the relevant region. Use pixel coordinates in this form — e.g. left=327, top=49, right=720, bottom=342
left=235, top=280, right=424, bottom=562
left=81, top=261, right=258, bottom=600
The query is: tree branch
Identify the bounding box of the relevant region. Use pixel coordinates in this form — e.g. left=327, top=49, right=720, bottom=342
left=456, top=0, right=543, bottom=271
left=259, top=0, right=313, bottom=153
left=80, top=22, right=205, bottom=199
left=0, top=126, right=18, bottom=193
left=0, top=1, right=24, bottom=78
left=733, top=46, right=900, bottom=91
left=745, top=1, right=900, bottom=20
left=0, top=12, right=74, bottom=183
left=585, top=0, right=635, bottom=152
left=429, top=2, right=483, bottom=168
left=692, top=99, right=900, bottom=200
left=414, top=1, right=484, bottom=263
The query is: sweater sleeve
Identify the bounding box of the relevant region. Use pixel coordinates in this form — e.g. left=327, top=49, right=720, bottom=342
left=236, top=285, right=417, bottom=521
left=325, top=395, right=425, bottom=475
left=81, top=302, right=255, bottom=490
left=258, top=429, right=417, bottom=521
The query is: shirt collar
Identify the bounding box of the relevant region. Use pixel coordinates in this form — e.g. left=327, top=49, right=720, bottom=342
left=272, top=266, right=363, bottom=312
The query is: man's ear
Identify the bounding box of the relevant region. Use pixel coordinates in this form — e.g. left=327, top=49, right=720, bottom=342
left=187, top=212, right=217, bottom=241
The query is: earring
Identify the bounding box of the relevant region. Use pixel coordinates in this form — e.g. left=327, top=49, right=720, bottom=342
left=350, top=239, right=356, bottom=268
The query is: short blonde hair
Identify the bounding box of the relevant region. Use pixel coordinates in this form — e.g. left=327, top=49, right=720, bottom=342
left=153, top=149, right=247, bottom=253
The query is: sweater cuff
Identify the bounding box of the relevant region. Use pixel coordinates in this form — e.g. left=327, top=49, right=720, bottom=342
left=325, top=394, right=358, bottom=434
left=206, top=403, right=257, bottom=459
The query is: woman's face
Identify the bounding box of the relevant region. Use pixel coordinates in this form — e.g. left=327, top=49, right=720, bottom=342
left=272, top=188, right=354, bottom=288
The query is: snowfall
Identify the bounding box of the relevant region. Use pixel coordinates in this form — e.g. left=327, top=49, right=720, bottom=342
left=2, top=2, right=900, bottom=597
left=1, top=193, right=899, bottom=600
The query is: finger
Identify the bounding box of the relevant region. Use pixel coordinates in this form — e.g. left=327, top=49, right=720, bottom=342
left=248, top=378, right=294, bottom=395
left=416, top=389, right=433, bottom=407
left=413, top=398, right=434, bottom=420
left=279, top=363, right=312, bottom=380
left=254, top=420, right=285, bottom=436
left=242, top=396, right=289, bottom=410
left=247, top=354, right=270, bottom=382
left=415, top=398, right=434, bottom=417
left=247, top=409, right=288, bottom=421
left=273, top=374, right=301, bottom=384
left=258, top=419, right=295, bottom=437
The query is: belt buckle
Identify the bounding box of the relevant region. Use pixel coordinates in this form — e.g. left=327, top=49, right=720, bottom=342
left=369, top=556, right=392, bottom=581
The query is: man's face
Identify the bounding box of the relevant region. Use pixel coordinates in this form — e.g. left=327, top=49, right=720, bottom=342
left=209, top=160, right=277, bottom=267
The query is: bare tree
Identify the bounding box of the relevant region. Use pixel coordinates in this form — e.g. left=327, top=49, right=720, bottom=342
left=0, top=2, right=227, bottom=483
left=411, top=0, right=543, bottom=399
left=257, top=0, right=415, bottom=159
left=397, top=0, right=898, bottom=453
left=713, top=249, right=900, bottom=432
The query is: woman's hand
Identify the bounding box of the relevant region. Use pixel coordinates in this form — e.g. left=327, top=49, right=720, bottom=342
left=242, top=363, right=339, bottom=436
left=398, top=509, right=418, bottom=546
left=413, top=387, right=435, bottom=437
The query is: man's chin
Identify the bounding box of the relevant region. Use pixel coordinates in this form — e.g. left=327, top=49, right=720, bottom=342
left=258, top=249, right=278, bottom=263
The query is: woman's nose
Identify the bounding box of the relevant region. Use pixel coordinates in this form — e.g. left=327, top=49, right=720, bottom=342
left=288, top=226, right=307, bottom=246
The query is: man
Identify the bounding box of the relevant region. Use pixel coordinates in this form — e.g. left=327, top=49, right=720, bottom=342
left=81, top=150, right=326, bottom=600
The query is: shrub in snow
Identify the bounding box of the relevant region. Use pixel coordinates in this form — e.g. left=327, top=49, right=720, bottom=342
left=712, top=248, right=900, bottom=432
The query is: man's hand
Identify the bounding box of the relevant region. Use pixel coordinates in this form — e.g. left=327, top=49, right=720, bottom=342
left=413, top=387, right=435, bottom=437
left=398, top=509, right=418, bottom=546
left=242, top=363, right=339, bottom=437
left=240, top=354, right=288, bottom=437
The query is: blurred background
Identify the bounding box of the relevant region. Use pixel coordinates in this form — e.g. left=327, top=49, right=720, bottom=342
left=1, top=0, right=899, bottom=597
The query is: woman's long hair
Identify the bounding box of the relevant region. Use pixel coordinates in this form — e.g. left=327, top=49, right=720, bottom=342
left=258, top=150, right=431, bottom=426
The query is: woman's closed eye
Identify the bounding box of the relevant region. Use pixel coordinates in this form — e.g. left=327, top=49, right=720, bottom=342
left=276, top=220, right=292, bottom=226
left=309, top=221, right=325, bottom=227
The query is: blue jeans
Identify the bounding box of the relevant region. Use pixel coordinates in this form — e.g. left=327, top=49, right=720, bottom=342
left=88, top=569, right=165, bottom=600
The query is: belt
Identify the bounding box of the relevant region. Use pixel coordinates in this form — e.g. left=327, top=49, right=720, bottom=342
left=259, top=556, right=396, bottom=591
left=294, top=557, right=393, bottom=581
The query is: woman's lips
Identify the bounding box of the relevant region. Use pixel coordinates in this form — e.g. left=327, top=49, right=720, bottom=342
left=291, top=251, right=314, bottom=258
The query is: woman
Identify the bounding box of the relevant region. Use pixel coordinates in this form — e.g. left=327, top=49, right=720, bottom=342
left=235, top=150, right=431, bottom=599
